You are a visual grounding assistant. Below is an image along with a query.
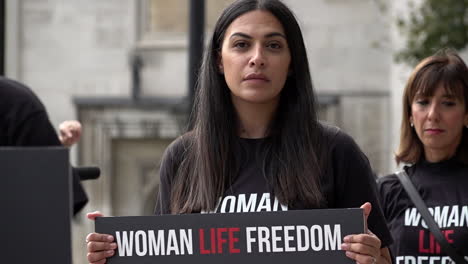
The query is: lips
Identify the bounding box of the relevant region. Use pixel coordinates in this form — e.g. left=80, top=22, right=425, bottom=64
left=244, top=73, right=270, bottom=82
left=424, top=128, right=444, bottom=135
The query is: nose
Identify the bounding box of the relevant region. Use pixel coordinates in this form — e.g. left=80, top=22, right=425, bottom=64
left=427, top=103, right=440, bottom=121
left=248, top=45, right=266, bottom=68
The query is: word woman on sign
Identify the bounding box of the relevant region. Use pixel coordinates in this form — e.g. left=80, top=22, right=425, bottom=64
left=404, top=205, right=468, bottom=229
left=204, top=193, right=288, bottom=213
left=115, top=229, right=193, bottom=257
left=87, top=0, right=393, bottom=263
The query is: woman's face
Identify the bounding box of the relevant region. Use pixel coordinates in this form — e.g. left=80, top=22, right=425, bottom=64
left=410, top=85, right=468, bottom=160
left=219, top=10, right=291, bottom=106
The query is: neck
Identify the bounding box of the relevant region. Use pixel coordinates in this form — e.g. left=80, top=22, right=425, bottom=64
left=423, top=135, right=462, bottom=163
left=232, top=96, right=279, bottom=139
left=424, top=148, right=457, bottom=163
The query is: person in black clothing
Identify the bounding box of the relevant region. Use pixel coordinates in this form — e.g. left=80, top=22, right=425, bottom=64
left=86, top=1, right=393, bottom=263
left=379, top=50, right=468, bottom=263
left=0, top=76, right=88, bottom=214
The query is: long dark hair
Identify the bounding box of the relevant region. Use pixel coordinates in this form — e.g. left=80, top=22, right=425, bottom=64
left=396, top=49, right=468, bottom=165
left=171, top=0, right=326, bottom=213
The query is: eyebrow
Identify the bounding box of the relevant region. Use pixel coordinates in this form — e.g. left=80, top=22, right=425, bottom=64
left=229, top=32, right=286, bottom=40
left=442, top=94, right=456, bottom=99
left=414, top=93, right=457, bottom=99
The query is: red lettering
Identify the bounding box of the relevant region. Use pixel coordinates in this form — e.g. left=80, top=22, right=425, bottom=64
left=210, top=228, right=216, bottom=253
left=199, top=229, right=211, bottom=254
left=199, top=227, right=241, bottom=254
left=228, top=227, right=240, bottom=253
left=217, top=228, right=228, bottom=253
left=419, top=230, right=430, bottom=253
left=444, top=230, right=454, bottom=243
left=418, top=229, right=455, bottom=254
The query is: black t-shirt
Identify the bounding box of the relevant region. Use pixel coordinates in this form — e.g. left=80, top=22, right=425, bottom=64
left=0, top=77, right=88, bottom=214
left=378, top=159, right=468, bottom=263
left=155, top=123, right=393, bottom=247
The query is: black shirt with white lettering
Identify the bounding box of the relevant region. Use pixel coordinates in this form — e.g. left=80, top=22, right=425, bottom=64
left=378, top=158, right=468, bottom=262
left=156, top=123, right=393, bottom=247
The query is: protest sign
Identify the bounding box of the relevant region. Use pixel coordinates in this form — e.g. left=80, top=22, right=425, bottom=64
left=95, top=208, right=364, bottom=264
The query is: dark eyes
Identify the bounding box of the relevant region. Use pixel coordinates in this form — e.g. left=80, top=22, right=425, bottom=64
left=234, top=41, right=248, bottom=48
left=267, top=42, right=281, bottom=49
left=415, top=99, right=456, bottom=107
left=232, top=41, right=283, bottom=50
left=442, top=101, right=456, bottom=106
left=415, top=99, right=429, bottom=106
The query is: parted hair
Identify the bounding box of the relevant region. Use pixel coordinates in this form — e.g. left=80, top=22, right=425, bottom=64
left=169, top=0, right=327, bottom=213
left=396, top=50, right=468, bottom=165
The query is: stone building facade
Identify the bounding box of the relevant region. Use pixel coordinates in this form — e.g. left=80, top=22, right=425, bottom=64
left=4, top=1, right=408, bottom=263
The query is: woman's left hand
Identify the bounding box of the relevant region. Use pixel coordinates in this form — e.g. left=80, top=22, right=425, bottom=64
left=342, top=202, right=391, bottom=264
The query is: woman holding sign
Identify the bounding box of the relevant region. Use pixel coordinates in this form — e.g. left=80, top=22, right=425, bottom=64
left=378, top=51, right=468, bottom=262
left=86, top=0, right=392, bottom=263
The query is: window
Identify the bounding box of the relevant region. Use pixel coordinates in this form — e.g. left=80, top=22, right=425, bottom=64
left=138, top=0, right=234, bottom=46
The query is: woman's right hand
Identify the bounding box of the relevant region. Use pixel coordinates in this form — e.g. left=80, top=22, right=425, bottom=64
left=86, top=211, right=117, bottom=264
left=59, top=120, right=82, bottom=147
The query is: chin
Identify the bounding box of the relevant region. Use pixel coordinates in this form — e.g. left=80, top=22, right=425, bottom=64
left=237, top=91, right=281, bottom=104
left=243, top=96, right=279, bottom=105
left=424, top=142, right=456, bottom=152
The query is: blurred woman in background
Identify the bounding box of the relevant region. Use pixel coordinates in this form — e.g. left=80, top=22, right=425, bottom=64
left=379, top=50, right=468, bottom=262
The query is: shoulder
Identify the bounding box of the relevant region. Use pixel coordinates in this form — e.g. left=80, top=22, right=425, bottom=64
left=0, top=77, right=46, bottom=114
left=160, top=132, right=194, bottom=174
left=0, top=77, right=43, bottom=104
left=377, top=168, right=412, bottom=201
left=318, top=122, right=375, bottom=194
left=317, top=121, right=341, bottom=140
left=318, top=122, right=367, bottom=164
left=377, top=173, right=399, bottom=192
left=318, top=122, right=358, bottom=150
left=317, top=122, right=372, bottom=180
left=377, top=173, right=398, bottom=185
left=378, top=164, right=414, bottom=187
left=163, top=132, right=194, bottom=159
left=376, top=170, right=411, bottom=222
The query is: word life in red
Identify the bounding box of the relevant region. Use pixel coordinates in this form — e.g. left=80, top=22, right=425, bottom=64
left=199, top=227, right=241, bottom=254
left=419, top=229, right=454, bottom=254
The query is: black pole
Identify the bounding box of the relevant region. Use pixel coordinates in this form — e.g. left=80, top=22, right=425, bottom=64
left=1, top=0, right=5, bottom=75
left=188, top=0, right=205, bottom=124
left=131, top=53, right=143, bottom=101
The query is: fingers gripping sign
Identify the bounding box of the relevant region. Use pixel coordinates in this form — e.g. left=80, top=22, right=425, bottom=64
left=342, top=202, right=382, bottom=264
left=86, top=211, right=116, bottom=264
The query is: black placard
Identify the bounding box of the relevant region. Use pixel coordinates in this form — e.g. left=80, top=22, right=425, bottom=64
left=95, top=208, right=364, bottom=264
